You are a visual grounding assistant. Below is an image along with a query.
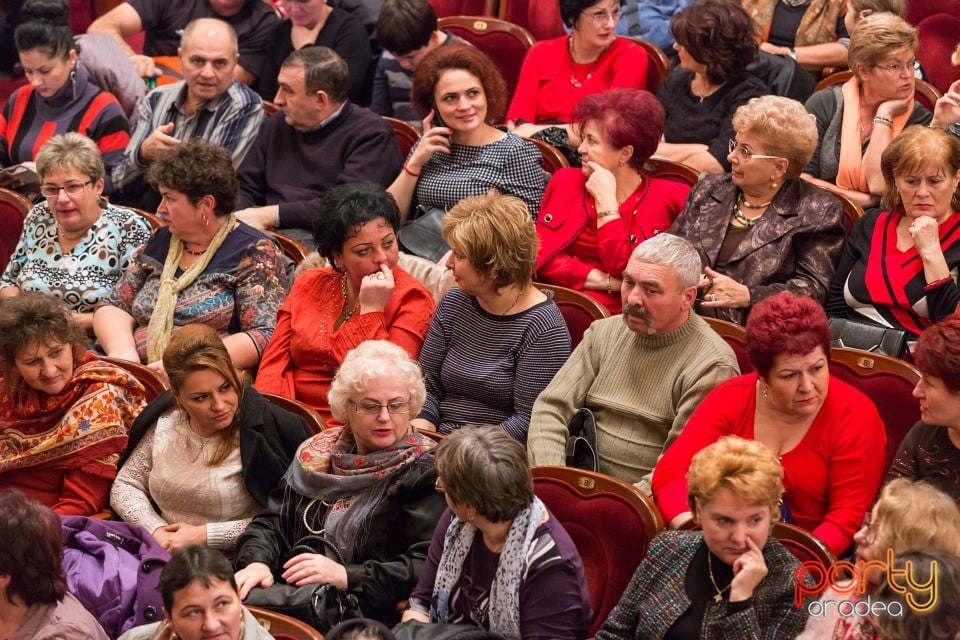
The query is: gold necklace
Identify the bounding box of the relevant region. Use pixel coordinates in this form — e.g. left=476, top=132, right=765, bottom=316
left=707, top=552, right=732, bottom=603
left=732, top=198, right=763, bottom=228
left=501, top=287, right=525, bottom=316
left=340, top=275, right=360, bottom=321
left=57, top=225, right=89, bottom=241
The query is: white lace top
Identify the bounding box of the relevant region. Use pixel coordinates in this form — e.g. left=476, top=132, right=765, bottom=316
left=110, top=407, right=260, bottom=550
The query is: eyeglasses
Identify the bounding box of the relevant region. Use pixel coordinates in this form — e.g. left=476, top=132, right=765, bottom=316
left=860, top=512, right=877, bottom=545
left=583, top=8, right=621, bottom=24
left=348, top=399, right=410, bottom=415
left=40, top=180, right=93, bottom=198
left=728, top=139, right=783, bottom=162
left=873, top=59, right=920, bottom=74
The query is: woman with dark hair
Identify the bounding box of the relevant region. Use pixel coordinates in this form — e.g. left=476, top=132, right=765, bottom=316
left=0, top=489, right=109, bottom=639
left=1, top=0, right=129, bottom=168
left=387, top=44, right=544, bottom=234
left=536, top=88, right=690, bottom=314
left=0, top=292, right=146, bottom=516
left=93, top=139, right=289, bottom=374
left=112, top=325, right=311, bottom=553
left=670, top=95, right=845, bottom=325
left=655, top=0, right=768, bottom=174
left=652, top=292, right=887, bottom=555
left=506, top=0, right=650, bottom=143
left=403, top=426, right=591, bottom=639
left=255, top=182, right=435, bottom=422
left=119, top=546, right=272, bottom=640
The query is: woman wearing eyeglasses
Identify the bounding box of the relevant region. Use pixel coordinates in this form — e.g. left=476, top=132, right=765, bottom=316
left=0, top=134, right=150, bottom=336
left=669, top=96, right=845, bottom=325
left=803, top=13, right=932, bottom=209
left=234, top=340, right=446, bottom=628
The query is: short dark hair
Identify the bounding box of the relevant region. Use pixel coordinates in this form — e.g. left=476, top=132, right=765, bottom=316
left=744, top=292, right=832, bottom=379
left=147, top=138, right=237, bottom=216
left=0, top=291, right=84, bottom=383
left=313, top=182, right=401, bottom=268
left=0, top=490, right=67, bottom=606
left=411, top=44, right=508, bottom=123
left=560, top=0, right=624, bottom=28
left=671, top=0, right=758, bottom=85
left=15, top=0, right=75, bottom=60
left=282, top=46, right=349, bottom=103
left=159, top=546, right=237, bottom=612
left=376, top=0, right=437, bottom=55
left=436, top=425, right=534, bottom=523
left=573, top=88, right=664, bottom=169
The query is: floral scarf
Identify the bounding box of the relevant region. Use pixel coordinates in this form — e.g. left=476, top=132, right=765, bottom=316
left=0, top=352, right=147, bottom=478
left=742, top=0, right=845, bottom=47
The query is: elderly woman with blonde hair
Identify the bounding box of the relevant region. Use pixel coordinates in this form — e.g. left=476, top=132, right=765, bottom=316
left=670, top=95, right=845, bottom=325
left=599, top=436, right=809, bottom=639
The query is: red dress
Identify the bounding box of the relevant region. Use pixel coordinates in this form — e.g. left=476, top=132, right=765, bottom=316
left=535, top=167, right=689, bottom=313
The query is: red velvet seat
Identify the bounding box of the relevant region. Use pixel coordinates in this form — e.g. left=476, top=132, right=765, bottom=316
left=248, top=606, right=325, bottom=639
left=532, top=466, right=664, bottom=636
left=260, top=391, right=328, bottom=434
left=906, top=0, right=960, bottom=28
left=428, top=0, right=498, bottom=17
left=642, top=157, right=700, bottom=187
left=525, top=136, right=570, bottom=175
left=772, top=522, right=837, bottom=597
left=628, top=37, right=672, bottom=91
left=384, top=116, right=421, bottom=158
left=498, top=0, right=566, bottom=41
left=917, top=14, right=960, bottom=94
left=534, top=282, right=609, bottom=349
left=0, top=187, right=32, bottom=273
left=701, top=315, right=753, bottom=374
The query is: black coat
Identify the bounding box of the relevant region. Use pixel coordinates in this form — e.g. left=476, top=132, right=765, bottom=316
left=118, top=385, right=312, bottom=506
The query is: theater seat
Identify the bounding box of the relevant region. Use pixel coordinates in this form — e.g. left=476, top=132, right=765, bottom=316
left=260, top=391, right=328, bottom=434
left=772, top=522, right=837, bottom=597
left=437, top=16, right=535, bottom=102
left=248, top=607, right=324, bottom=640
left=498, top=0, right=566, bottom=41
left=916, top=13, right=960, bottom=94
left=535, top=282, right=609, bottom=349
left=0, top=187, right=31, bottom=273
left=100, top=356, right=169, bottom=402
left=428, top=0, right=498, bottom=17
left=701, top=315, right=753, bottom=374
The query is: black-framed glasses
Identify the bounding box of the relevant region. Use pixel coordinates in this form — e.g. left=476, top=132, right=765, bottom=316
left=874, top=59, right=920, bottom=74
left=40, top=180, right=93, bottom=198
left=860, top=512, right=877, bottom=545
left=728, top=139, right=782, bottom=162
left=348, top=399, right=410, bottom=415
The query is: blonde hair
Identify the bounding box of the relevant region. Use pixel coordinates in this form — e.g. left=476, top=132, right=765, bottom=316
left=687, top=436, right=784, bottom=522
left=35, top=132, right=105, bottom=182
left=881, top=125, right=960, bottom=214
left=327, top=340, right=426, bottom=425
left=873, top=478, right=960, bottom=556
left=732, top=96, right=818, bottom=179
left=848, top=12, right=918, bottom=71
left=441, top=190, right=538, bottom=291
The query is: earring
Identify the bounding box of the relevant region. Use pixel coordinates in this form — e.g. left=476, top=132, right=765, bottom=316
left=770, top=180, right=778, bottom=189
left=761, top=385, right=769, bottom=399
left=202, top=214, right=209, bottom=226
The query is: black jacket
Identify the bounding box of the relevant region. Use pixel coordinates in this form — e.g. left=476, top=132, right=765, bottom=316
left=118, top=385, right=312, bottom=506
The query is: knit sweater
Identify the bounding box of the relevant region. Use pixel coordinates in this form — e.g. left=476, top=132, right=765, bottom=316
left=527, top=313, right=739, bottom=491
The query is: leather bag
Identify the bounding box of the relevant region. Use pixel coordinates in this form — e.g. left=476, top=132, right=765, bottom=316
left=828, top=317, right=908, bottom=359
left=565, top=407, right=599, bottom=472
left=398, top=205, right=449, bottom=262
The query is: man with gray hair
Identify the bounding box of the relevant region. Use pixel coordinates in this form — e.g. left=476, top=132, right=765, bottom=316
left=527, top=233, right=739, bottom=491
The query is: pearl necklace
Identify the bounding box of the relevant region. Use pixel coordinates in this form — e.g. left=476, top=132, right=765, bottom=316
left=732, top=195, right=769, bottom=227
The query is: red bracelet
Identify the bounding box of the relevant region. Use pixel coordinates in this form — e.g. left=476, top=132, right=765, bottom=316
left=925, top=275, right=953, bottom=291
left=403, top=163, right=421, bottom=178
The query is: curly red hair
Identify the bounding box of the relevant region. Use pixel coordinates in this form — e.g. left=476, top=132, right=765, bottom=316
left=915, top=314, right=960, bottom=392
left=745, top=293, right=832, bottom=378
left=573, top=88, right=664, bottom=169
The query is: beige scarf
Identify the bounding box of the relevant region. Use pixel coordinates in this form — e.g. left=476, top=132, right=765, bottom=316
left=146, top=214, right=235, bottom=361
left=744, top=0, right=846, bottom=46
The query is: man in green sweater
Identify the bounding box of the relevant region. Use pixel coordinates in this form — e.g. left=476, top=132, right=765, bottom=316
left=527, top=233, right=739, bottom=492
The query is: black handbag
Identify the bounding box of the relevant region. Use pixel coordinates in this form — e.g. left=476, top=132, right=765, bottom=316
left=828, top=317, right=908, bottom=359
left=392, top=620, right=506, bottom=640
left=243, top=535, right=363, bottom=632
left=565, top=407, right=599, bottom=472
left=398, top=205, right=450, bottom=262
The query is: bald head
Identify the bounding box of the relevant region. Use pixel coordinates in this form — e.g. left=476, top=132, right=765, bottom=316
left=181, top=18, right=238, bottom=55
left=178, top=18, right=239, bottom=104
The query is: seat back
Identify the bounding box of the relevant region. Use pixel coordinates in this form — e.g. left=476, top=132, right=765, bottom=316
left=267, top=230, right=311, bottom=265
left=525, top=137, right=570, bottom=176
left=498, top=0, right=566, bottom=40
left=700, top=315, right=753, bottom=374
left=772, top=522, right=837, bottom=597
left=260, top=392, right=328, bottom=434
left=828, top=347, right=921, bottom=468
left=248, top=606, right=324, bottom=640
left=532, top=466, right=664, bottom=635
left=0, top=187, right=31, bottom=273
left=384, top=116, right=421, bottom=159
left=916, top=14, right=960, bottom=94
left=642, top=157, right=700, bottom=187
left=820, top=187, right=864, bottom=234
left=535, top=282, right=610, bottom=349
left=813, top=71, right=943, bottom=111
left=128, top=206, right=166, bottom=231
left=907, top=0, right=960, bottom=27
left=428, top=0, right=499, bottom=16
left=99, top=356, right=169, bottom=402
left=437, top=16, right=535, bottom=101
left=628, top=37, right=671, bottom=90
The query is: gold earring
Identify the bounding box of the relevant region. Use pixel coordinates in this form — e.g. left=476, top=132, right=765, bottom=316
left=202, top=214, right=209, bottom=226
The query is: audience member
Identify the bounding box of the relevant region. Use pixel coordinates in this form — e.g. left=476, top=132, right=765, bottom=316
left=616, top=0, right=692, bottom=54
left=404, top=426, right=592, bottom=638
left=933, top=79, right=960, bottom=137
left=94, top=139, right=289, bottom=373
left=0, top=133, right=151, bottom=336
left=387, top=44, right=544, bottom=245
left=527, top=233, right=739, bottom=490
left=109, top=19, right=264, bottom=211
left=0, top=489, right=109, bottom=639
left=536, top=88, right=689, bottom=314
left=255, top=182, right=434, bottom=422
left=234, top=341, right=446, bottom=626
left=653, top=292, right=886, bottom=555
left=826, top=126, right=960, bottom=341
left=670, top=95, right=845, bottom=325
left=0, top=292, right=147, bottom=516
left=655, top=0, right=768, bottom=174
left=886, top=315, right=960, bottom=504
left=235, top=47, right=401, bottom=240
left=873, top=548, right=960, bottom=640
left=256, top=0, right=371, bottom=103
left=412, top=192, right=570, bottom=441
left=118, top=546, right=272, bottom=640
left=1, top=0, right=129, bottom=169
left=112, top=325, right=311, bottom=553
left=750, top=0, right=850, bottom=72
left=803, top=13, right=932, bottom=209
left=598, top=437, right=809, bottom=639
left=88, top=0, right=279, bottom=85
left=372, top=0, right=467, bottom=123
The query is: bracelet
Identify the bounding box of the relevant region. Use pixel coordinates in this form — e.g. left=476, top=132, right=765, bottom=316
left=873, top=116, right=894, bottom=128
left=605, top=274, right=612, bottom=294
left=597, top=209, right=620, bottom=220
left=787, top=48, right=798, bottom=61
left=402, top=162, right=422, bottom=178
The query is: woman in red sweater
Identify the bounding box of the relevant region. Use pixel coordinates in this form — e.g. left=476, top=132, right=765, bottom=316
left=652, top=292, right=886, bottom=556
left=535, top=88, right=690, bottom=313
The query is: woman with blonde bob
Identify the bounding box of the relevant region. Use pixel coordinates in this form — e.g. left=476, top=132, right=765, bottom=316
left=798, top=479, right=960, bottom=639
left=111, top=324, right=311, bottom=553
left=670, top=95, right=845, bottom=325
left=411, top=192, right=570, bottom=441
left=599, top=436, right=808, bottom=639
